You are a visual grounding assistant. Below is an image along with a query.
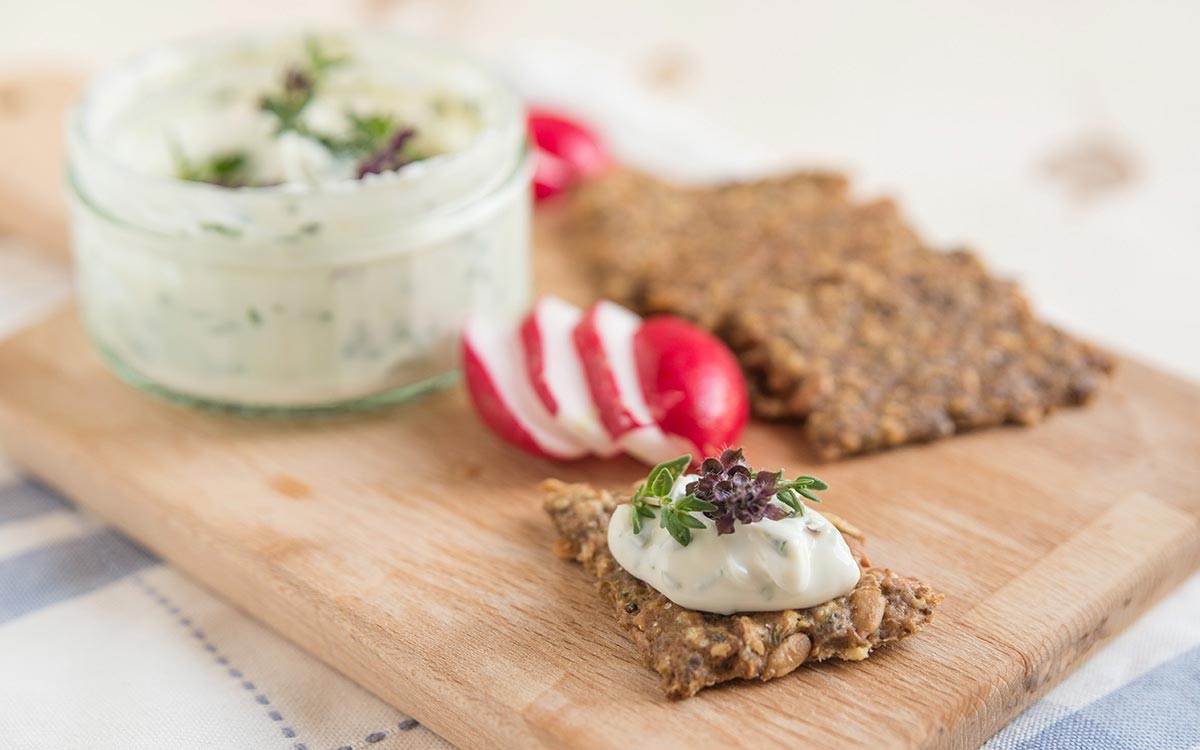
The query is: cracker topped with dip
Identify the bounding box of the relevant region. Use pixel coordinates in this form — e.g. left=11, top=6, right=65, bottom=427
left=544, top=450, right=943, bottom=698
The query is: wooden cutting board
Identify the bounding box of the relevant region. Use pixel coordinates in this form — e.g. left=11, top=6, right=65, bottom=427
left=1, top=76, right=1199, bottom=750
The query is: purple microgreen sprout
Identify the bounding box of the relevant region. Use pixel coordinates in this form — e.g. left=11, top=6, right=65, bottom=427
left=627, top=450, right=829, bottom=547
left=686, top=448, right=828, bottom=536
left=355, top=127, right=417, bottom=178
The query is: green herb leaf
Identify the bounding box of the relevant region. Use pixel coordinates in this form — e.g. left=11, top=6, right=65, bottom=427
left=644, top=454, right=691, bottom=499
left=775, top=474, right=828, bottom=507
left=629, top=494, right=659, bottom=535
left=673, top=494, right=718, bottom=513
left=199, top=221, right=243, bottom=238
left=798, top=476, right=829, bottom=490
left=664, top=513, right=693, bottom=547
left=659, top=454, right=692, bottom=481
left=326, top=112, right=400, bottom=156
left=259, top=38, right=343, bottom=136
left=208, top=152, right=248, bottom=181
left=259, top=79, right=313, bottom=134
left=173, top=144, right=253, bottom=188
left=775, top=488, right=805, bottom=516
left=304, top=36, right=346, bottom=78
left=628, top=454, right=698, bottom=543
left=677, top=514, right=706, bottom=530
left=650, top=469, right=674, bottom=498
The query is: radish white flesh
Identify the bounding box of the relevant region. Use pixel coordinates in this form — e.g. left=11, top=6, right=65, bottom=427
left=575, top=300, right=651, bottom=437
left=462, top=316, right=588, bottom=460
left=520, top=297, right=620, bottom=457
left=619, top=425, right=699, bottom=467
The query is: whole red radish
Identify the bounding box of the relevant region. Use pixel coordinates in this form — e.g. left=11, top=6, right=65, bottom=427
left=635, top=316, right=750, bottom=459
left=528, top=108, right=610, bottom=201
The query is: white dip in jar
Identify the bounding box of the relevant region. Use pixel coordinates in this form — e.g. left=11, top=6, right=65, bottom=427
left=67, top=32, right=531, bottom=411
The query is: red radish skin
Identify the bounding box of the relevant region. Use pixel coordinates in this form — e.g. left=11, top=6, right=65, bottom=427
left=519, top=307, right=558, bottom=415
left=635, top=316, right=750, bottom=458
left=519, top=297, right=620, bottom=456
left=528, top=108, right=610, bottom=201
left=531, top=149, right=574, bottom=202
left=466, top=298, right=746, bottom=466
left=461, top=317, right=588, bottom=461
left=575, top=301, right=696, bottom=465
left=574, top=301, right=647, bottom=438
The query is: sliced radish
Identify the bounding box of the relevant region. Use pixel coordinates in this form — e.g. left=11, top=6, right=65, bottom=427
left=574, top=301, right=696, bottom=464
left=574, top=300, right=647, bottom=438
left=462, top=316, right=589, bottom=460
left=617, top=425, right=698, bottom=467
left=636, top=316, right=750, bottom=458
left=519, top=296, right=621, bottom=457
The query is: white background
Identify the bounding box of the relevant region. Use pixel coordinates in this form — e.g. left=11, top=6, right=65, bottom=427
left=3, top=0, right=1198, bottom=380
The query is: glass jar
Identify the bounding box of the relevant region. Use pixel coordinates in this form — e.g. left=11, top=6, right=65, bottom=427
left=67, top=32, right=531, bottom=412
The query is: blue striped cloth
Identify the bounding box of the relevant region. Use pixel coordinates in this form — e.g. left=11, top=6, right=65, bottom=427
left=0, top=476, right=450, bottom=750
left=2, top=476, right=1197, bottom=749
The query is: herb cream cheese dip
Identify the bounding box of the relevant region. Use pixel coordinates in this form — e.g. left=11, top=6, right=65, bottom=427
left=68, top=32, right=531, bottom=410
left=609, top=472, right=861, bottom=615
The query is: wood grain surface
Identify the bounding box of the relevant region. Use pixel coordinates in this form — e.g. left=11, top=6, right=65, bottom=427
left=0, top=76, right=1198, bottom=750
left=0, top=296, right=1197, bottom=750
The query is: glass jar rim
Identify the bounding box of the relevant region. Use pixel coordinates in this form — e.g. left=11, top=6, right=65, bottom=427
left=68, top=27, right=528, bottom=248
left=68, top=29, right=524, bottom=198
left=68, top=145, right=534, bottom=266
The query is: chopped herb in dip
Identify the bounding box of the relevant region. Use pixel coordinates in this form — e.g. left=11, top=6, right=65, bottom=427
left=172, top=38, right=438, bottom=187
left=173, top=145, right=254, bottom=187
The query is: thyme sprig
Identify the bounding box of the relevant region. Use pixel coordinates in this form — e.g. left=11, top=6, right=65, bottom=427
left=628, top=449, right=830, bottom=547
left=628, top=455, right=717, bottom=546
left=773, top=475, right=828, bottom=516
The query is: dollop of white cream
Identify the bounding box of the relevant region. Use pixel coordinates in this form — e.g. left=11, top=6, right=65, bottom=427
left=607, top=474, right=861, bottom=615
